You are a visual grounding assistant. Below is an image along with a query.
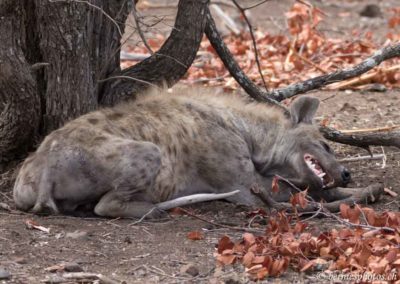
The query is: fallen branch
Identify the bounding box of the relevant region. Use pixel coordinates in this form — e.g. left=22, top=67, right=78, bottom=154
left=328, top=64, right=400, bottom=90
left=156, top=190, right=240, bottom=210
left=320, top=126, right=400, bottom=149
left=338, top=154, right=385, bottom=163
left=337, top=125, right=400, bottom=134
left=205, top=6, right=400, bottom=101
left=45, top=272, right=119, bottom=284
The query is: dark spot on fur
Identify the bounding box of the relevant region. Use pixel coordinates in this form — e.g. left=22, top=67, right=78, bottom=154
left=102, top=126, right=113, bottom=134
left=105, top=153, right=118, bottom=160
left=152, top=134, right=160, bottom=144
left=94, top=136, right=107, bottom=142
left=107, top=112, right=124, bottom=120
left=87, top=118, right=99, bottom=125
left=144, top=155, right=154, bottom=162
left=182, top=144, right=189, bottom=155
left=166, top=145, right=177, bottom=156
left=120, top=127, right=130, bottom=135
left=181, top=127, right=189, bottom=136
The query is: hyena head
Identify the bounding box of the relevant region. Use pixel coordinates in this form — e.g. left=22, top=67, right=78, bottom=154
left=269, top=96, right=351, bottom=197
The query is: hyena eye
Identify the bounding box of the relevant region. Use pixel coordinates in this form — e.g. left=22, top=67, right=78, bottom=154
left=321, top=142, right=333, bottom=153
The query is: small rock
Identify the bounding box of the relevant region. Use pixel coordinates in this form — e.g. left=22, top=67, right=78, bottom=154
left=66, top=230, right=88, bottom=239
left=63, top=262, right=83, bottom=272
left=44, top=274, right=66, bottom=283
left=13, top=256, right=27, bottom=264
left=124, top=236, right=132, bottom=244
left=0, top=202, right=11, bottom=211
left=180, top=263, right=199, bottom=277
left=359, top=4, right=382, bottom=18
left=0, top=267, right=11, bottom=280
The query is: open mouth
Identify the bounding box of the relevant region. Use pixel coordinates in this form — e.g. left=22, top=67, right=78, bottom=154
left=304, top=154, right=334, bottom=188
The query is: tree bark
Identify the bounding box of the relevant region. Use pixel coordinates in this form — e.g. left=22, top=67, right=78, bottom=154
left=0, top=1, right=40, bottom=162
left=33, top=0, right=130, bottom=132
left=0, top=0, right=130, bottom=161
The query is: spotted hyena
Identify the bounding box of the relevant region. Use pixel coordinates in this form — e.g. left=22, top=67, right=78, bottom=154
left=13, top=90, right=381, bottom=218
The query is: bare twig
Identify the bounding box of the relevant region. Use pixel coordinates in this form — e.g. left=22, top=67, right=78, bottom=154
left=231, top=0, right=269, bottom=92
left=178, top=207, right=263, bottom=233
left=320, top=209, right=395, bottom=233
left=131, top=2, right=154, bottom=54
left=130, top=207, right=159, bottom=226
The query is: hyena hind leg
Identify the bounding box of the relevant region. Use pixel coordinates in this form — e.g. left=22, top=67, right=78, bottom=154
left=94, top=141, right=163, bottom=218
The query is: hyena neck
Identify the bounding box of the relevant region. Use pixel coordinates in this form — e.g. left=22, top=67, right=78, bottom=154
left=234, top=106, right=290, bottom=170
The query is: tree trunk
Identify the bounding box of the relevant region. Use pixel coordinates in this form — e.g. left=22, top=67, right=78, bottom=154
left=0, top=0, right=208, bottom=164
left=0, top=1, right=40, bottom=162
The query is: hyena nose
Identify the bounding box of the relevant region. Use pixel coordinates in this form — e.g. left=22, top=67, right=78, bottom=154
left=341, top=168, right=351, bottom=184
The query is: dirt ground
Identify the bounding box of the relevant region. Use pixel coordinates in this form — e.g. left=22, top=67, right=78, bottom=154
left=1, top=1, right=399, bottom=283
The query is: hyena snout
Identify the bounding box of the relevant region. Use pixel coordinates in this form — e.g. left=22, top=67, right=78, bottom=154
left=341, top=167, right=351, bottom=185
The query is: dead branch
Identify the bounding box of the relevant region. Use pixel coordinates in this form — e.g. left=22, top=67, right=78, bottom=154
left=100, top=0, right=209, bottom=106
left=338, top=154, right=385, bottom=163
left=62, top=272, right=119, bottom=284
left=264, top=43, right=400, bottom=101
left=156, top=190, right=240, bottom=210
left=328, top=64, right=400, bottom=90
left=338, top=125, right=400, bottom=134
left=206, top=8, right=400, bottom=101
left=204, top=8, right=287, bottom=111
left=320, top=126, right=400, bottom=149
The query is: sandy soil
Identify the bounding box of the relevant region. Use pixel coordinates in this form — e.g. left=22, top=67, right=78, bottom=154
left=0, top=1, right=399, bottom=283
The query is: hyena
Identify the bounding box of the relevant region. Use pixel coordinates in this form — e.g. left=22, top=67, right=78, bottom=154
left=13, top=90, right=380, bottom=218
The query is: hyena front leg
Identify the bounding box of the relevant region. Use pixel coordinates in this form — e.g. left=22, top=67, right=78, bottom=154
left=316, top=184, right=383, bottom=212
left=94, top=140, right=163, bottom=218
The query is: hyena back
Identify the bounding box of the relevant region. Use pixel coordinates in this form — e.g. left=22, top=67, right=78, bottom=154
left=13, top=90, right=352, bottom=218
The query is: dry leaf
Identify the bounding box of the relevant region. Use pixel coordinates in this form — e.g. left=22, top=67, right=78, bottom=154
left=187, top=231, right=204, bottom=240
left=217, top=236, right=234, bottom=254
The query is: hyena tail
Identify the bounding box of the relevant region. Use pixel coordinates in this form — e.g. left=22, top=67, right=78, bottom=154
left=31, top=157, right=59, bottom=214
left=13, top=155, right=59, bottom=214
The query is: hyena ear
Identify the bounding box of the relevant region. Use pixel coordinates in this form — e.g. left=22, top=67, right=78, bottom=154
left=289, top=96, right=320, bottom=125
